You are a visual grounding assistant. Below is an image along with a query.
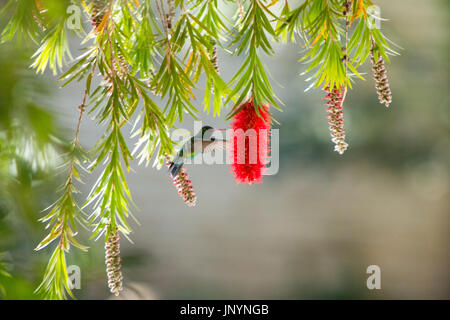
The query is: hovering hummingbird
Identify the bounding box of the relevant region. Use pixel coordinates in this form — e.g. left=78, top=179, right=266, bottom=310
left=168, top=126, right=227, bottom=178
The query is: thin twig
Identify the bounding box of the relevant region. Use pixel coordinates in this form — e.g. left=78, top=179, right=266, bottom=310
left=341, top=0, right=351, bottom=105
left=74, top=85, right=89, bottom=144
left=155, top=0, right=172, bottom=70
left=237, top=0, right=245, bottom=22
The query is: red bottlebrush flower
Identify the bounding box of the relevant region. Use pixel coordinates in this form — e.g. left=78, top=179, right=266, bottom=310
left=323, top=86, right=348, bottom=154
left=230, top=100, right=271, bottom=184
left=165, top=158, right=197, bottom=207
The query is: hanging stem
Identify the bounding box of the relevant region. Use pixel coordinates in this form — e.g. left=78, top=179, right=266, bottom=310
left=155, top=0, right=173, bottom=70
left=237, top=0, right=245, bottom=22
left=341, top=0, right=352, bottom=105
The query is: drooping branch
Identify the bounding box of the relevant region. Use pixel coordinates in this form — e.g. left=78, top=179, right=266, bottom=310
left=35, top=62, right=96, bottom=300
left=227, top=0, right=281, bottom=119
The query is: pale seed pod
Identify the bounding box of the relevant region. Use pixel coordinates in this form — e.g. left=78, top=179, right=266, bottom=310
left=370, top=40, right=392, bottom=107
left=105, top=229, right=123, bottom=296
left=323, top=86, right=349, bottom=155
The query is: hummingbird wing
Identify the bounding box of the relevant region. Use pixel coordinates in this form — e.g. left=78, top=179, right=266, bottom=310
left=203, top=139, right=228, bottom=154
left=169, top=147, right=186, bottom=178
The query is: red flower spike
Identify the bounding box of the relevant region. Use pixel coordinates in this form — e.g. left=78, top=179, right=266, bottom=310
left=230, top=100, right=271, bottom=184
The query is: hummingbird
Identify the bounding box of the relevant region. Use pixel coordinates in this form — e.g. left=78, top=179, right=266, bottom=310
left=168, top=126, right=227, bottom=178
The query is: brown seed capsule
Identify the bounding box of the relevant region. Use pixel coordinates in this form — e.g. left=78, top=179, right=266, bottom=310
left=166, top=0, right=175, bottom=31
left=210, top=45, right=219, bottom=74
left=370, top=40, right=392, bottom=107
left=322, top=86, right=349, bottom=154
left=90, top=0, right=108, bottom=29
left=343, top=0, right=352, bottom=16
left=116, top=52, right=129, bottom=79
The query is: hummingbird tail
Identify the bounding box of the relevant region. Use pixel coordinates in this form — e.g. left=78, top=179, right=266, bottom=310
left=169, top=162, right=184, bottom=178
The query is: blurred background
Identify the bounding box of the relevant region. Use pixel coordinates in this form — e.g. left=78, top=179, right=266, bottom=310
left=0, top=0, right=448, bottom=299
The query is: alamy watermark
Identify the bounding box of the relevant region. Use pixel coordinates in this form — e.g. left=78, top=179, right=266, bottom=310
left=66, top=2, right=82, bottom=31
left=68, top=265, right=81, bottom=290
left=366, top=265, right=381, bottom=290
left=367, top=5, right=382, bottom=30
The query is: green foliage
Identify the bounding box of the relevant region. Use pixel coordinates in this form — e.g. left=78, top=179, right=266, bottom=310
left=0, top=40, right=73, bottom=300
left=0, top=252, right=11, bottom=296
left=34, top=144, right=88, bottom=299
left=35, top=246, right=72, bottom=299
left=31, top=22, right=72, bottom=75
left=348, top=3, right=398, bottom=66
left=0, top=0, right=397, bottom=299
left=227, top=0, right=281, bottom=118
left=277, top=0, right=396, bottom=90
left=0, top=0, right=42, bottom=44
